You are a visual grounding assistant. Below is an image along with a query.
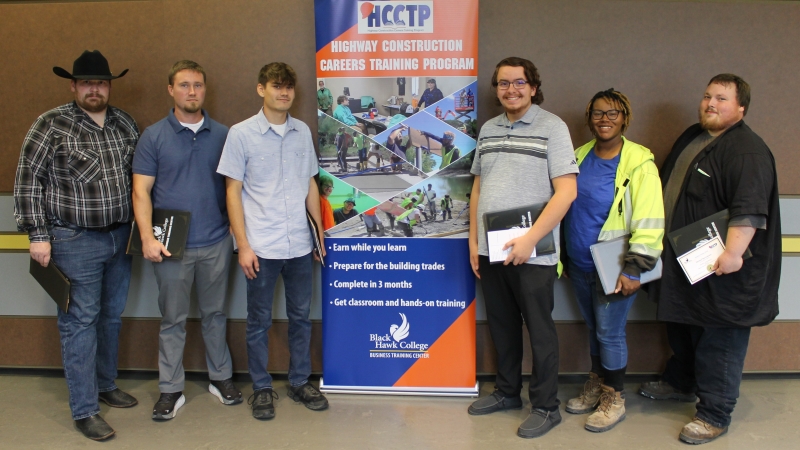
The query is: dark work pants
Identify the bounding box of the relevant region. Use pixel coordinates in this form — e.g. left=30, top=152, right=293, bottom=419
left=479, top=256, right=559, bottom=410
left=662, top=322, right=751, bottom=428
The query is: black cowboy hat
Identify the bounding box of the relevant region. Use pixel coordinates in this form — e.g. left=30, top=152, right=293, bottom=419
left=53, top=50, right=128, bottom=80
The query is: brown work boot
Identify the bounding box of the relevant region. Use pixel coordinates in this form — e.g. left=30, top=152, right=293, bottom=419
left=566, top=372, right=603, bottom=414
left=679, top=417, right=728, bottom=444
left=584, top=384, right=626, bottom=432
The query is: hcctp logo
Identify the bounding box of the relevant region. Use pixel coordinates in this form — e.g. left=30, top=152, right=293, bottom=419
left=358, top=1, right=434, bottom=34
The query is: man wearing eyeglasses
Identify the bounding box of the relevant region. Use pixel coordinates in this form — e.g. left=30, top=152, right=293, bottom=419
left=467, top=57, right=578, bottom=439
left=639, top=74, right=781, bottom=445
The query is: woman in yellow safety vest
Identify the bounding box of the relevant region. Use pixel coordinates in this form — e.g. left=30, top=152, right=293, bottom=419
left=563, top=88, right=665, bottom=433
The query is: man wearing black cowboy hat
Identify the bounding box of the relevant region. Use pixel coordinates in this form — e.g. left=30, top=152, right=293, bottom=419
left=14, top=50, right=139, bottom=441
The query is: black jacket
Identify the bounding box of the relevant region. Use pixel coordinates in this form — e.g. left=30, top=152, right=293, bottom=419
left=657, top=120, right=781, bottom=327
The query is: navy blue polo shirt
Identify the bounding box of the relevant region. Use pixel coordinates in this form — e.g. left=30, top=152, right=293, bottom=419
left=133, top=109, right=230, bottom=248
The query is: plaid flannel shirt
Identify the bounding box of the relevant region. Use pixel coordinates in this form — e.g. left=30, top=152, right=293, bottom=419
left=14, top=102, right=139, bottom=242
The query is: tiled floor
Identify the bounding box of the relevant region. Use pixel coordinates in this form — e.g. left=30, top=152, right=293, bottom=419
left=1, top=371, right=797, bottom=449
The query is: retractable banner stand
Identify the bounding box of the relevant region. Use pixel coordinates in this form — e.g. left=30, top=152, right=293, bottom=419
left=315, top=0, right=479, bottom=396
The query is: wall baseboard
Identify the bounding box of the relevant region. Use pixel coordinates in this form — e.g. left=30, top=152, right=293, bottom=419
left=2, top=318, right=796, bottom=374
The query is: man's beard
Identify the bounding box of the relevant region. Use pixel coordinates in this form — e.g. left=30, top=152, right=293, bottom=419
left=182, top=102, right=202, bottom=114
left=77, top=93, right=108, bottom=113
left=699, top=112, right=724, bottom=133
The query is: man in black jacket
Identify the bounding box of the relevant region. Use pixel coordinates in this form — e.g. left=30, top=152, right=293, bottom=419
left=639, top=74, right=781, bottom=445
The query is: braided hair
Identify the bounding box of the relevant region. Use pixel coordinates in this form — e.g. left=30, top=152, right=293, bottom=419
left=585, top=88, right=633, bottom=134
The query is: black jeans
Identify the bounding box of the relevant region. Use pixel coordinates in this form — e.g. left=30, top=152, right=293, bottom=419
left=479, top=257, right=559, bottom=410
left=662, top=322, right=751, bottom=428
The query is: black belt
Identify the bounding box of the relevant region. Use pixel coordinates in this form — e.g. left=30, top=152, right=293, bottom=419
left=55, top=222, right=128, bottom=233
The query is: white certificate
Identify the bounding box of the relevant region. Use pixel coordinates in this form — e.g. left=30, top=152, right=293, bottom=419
left=487, top=227, right=536, bottom=263
left=676, top=236, right=726, bottom=285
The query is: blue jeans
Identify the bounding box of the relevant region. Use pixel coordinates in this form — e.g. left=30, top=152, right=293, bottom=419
left=50, top=224, right=132, bottom=420
left=246, top=253, right=313, bottom=391
left=569, top=262, right=636, bottom=371
left=662, top=322, right=751, bottom=428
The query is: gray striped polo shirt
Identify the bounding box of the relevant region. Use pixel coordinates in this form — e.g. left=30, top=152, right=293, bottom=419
left=470, top=105, right=578, bottom=265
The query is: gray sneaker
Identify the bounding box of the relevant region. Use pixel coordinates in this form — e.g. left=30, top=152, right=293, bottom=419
left=248, top=388, right=278, bottom=420
left=638, top=380, right=697, bottom=402
left=517, top=408, right=562, bottom=439
left=467, top=391, right=523, bottom=415
left=287, top=383, right=329, bottom=411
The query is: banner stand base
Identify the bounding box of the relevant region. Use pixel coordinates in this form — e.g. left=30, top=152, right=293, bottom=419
left=319, top=379, right=479, bottom=397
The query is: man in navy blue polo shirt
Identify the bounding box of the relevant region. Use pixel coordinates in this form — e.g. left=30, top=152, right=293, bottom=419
left=132, top=60, right=241, bottom=421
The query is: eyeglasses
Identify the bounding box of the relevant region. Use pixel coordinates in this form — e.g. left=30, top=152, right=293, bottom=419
left=590, top=109, right=622, bottom=120
left=496, top=79, right=529, bottom=90
left=322, top=184, right=333, bottom=189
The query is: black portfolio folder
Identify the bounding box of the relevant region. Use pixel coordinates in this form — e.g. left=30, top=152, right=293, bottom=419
left=483, top=202, right=555, bottom=263
left=307, top=211, right=325, bottom=267
left=29, top=258, right=70, bottom=313
left=127, top=209, right=191, bottom=260
left=667, top=209, right=752, bottom=258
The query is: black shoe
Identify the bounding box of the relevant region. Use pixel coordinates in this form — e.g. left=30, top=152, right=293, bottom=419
left=75, top=414, right=115, bottom=441
left=468, top=391, right=523, bottom=415
left=638, top=381, right=697, bottom=402
left=98, top=388, right=138, bottom=408
left=287, top=383, right=329, bottom=411
left=152, top=392, right=185, bottom=420
left=209, top=379, right=243, bottom=405
left=249, top=388, right=278, bottom=420
left=517, top=408, right=562, bottom=438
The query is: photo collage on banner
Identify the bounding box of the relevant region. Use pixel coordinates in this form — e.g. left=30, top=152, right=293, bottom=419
left=316, top=0, right=480, bottom=395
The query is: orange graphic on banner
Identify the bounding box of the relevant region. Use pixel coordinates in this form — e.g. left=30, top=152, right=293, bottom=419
left=394, top=300, right=476, bottom=387
left=317, top=0, right=478, bottom=78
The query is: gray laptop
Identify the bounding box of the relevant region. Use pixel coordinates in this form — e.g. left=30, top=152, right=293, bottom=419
left=590, top=236, right=662, bottom=295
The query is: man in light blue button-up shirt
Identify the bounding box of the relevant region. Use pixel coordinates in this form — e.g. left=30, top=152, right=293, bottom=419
left=217, top=62, right=328, bottom=420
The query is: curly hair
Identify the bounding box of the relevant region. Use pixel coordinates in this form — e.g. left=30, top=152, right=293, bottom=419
left=491, top=57, right=544, bottom=105
left=585, top=88, right=633, bottom=134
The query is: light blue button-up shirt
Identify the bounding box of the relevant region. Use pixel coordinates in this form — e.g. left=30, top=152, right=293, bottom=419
left=217, top=109, right=318, bottom=259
